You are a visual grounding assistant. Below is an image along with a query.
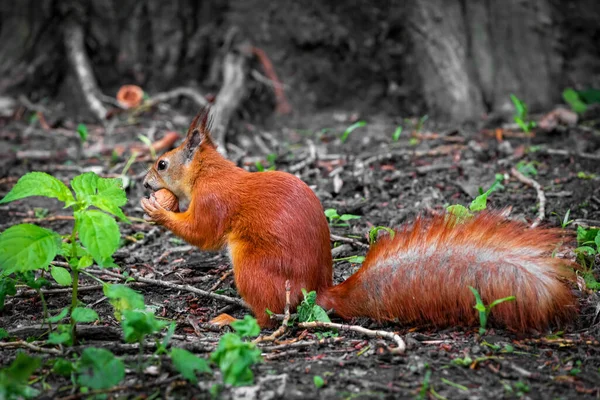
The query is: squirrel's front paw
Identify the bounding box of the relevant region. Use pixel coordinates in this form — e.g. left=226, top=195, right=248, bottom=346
left=141, top=194, right=167, bottom=223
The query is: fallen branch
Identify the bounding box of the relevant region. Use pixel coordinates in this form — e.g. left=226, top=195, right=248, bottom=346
left=510, top=167, right=546, bottom=228
left=147, top=87, right=209, bottom=108
left=330, top=233, right=370, bottom=249
left=297, top=321, right=406, bottom=354
left=64, top=20, right=107, bottom=122
left=0, top=340, right=61, bottom=355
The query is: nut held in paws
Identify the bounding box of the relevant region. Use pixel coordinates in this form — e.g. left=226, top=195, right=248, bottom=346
left=154, top=189, right=179, bottom=212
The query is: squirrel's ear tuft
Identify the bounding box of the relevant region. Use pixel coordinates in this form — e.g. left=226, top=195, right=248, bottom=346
left=184, top=107, right=215, bottom=161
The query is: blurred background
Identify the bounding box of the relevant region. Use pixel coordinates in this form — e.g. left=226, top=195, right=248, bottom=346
left=1, top=0, right=599, bottom=125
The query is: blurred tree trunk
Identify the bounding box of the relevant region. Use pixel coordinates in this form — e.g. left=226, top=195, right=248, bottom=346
left=407, top=0, right=562, bottom=121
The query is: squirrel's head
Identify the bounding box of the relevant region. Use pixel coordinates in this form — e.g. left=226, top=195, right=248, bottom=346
left=143, top=107, right=217, bottom=208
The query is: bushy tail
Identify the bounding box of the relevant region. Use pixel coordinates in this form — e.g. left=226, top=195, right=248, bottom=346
left=318, top=212, right=576, bottom=332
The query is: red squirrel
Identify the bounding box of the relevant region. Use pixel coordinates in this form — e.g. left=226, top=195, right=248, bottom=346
left=141, top=108, right=576, bottom=332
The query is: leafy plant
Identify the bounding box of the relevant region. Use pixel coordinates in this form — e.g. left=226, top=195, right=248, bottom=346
left=324, top=208, right=361, bottom=227
left=552, top=209, right=574, bottom=229
left=447, top=175, right=503, bottom=219
left=170, top=348, right=211, bottom=384
left=75, top=347, right=125, bottom=390
left=574, top=226, right=600, bottom=290
left=510, top=94, right=536, bottom=133
left=0, top=351, right=41, bottom=399
left=577, top=171, right=597, bottom=180
left=255, top=153, right=277, bottom=172
left=210, top=315, right=262, bottom=386
left=392, top=126, right=403, bottom=141
left=340, top=121, right=366, bottom=143
left=297, top=289, right=330, bottom=323
left=368, top=226, right=395, bottom=244
left=515, top=160, right=538, bottom=177
left=76, top=123, right=88, bottom=142
left=313, top=375, right=325, bottom=388
left=563, top=88, right=588, bottom=114
left=469, top=286, right=516, bottom=335
left=0, top=171, right=129, bottom=343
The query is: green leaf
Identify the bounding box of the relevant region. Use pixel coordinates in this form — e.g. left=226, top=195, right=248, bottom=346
left=0, top=172, right=74, bottom=206
left=314, top=375, right=325, bottom=388
left=311, top=306, right=331, bottom=323
left=0, top=328, right=9, bottom=340
left=170, top=348, right=211, bottom=384
left=324, top=209, right=340, bottom=221
left=510, top=94, right=526, bottom=117
left=76, top=123, right=88, bottom=142
left=562, top=88, right=588, bottom=114
left=71, top=307, right=99, bottom=323
left=51, top=266, right=72, bottom=286
left=0, top=224, right=61, bottom=274
left=488, top=296, right=516, bottom=309
left=368, top=226, right=395, bottom=244
left=71, top=172, right=99, bottom=204
left=47, top=330, right=72, bottom=345
left=52, top=358, right=75, bottom=377
left=340, top=121, right=366, bottom=143
left=577, top=226, right=600, bottom=247
left=104, top=284, right=145, bottom=319
left=121, top=309, right=167, bottom=343
left=0, top=351, right=41, bottom=399
left=48, top=308, right=70, bottom=323
left=210, top=333, right=262, bottom=386
left=392, top=126, right=403, bottom=141
left=76, top=210, right=120, bottom=267
left=446, top=205, right=473, bottom=221
left=339, top=214, right=361, bottom=221
left=72, top=173, right=129, bottom=222
left=76, top=348, right=125, bottom=389
left=77, top=255, right=94, bottom=269
left=231, top=315, right=261, bottom=338
left=0, top=277, right=17, bottom=310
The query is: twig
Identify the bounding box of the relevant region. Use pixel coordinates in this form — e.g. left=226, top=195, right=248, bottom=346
left=209, top=270, right=233, bottom=292
left=297, top=321, right=406, bottom=354
left=85, top=268, right=248, bottom=309
left=254, top=280, right=291, bottom=344
left=147, top=87, right=208, bottom=108
left=64, top=20, right=107, bottom=122
left=543, top=148, right=600, bottom=161
left=0, top=340, right=61, bottom=355
left=330, top=233, right=370, bottom=249
left=510, top=167, right=546, bottom=228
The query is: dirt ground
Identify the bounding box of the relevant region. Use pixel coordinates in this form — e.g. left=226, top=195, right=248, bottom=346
left=1, top=105, right=599, bottom=399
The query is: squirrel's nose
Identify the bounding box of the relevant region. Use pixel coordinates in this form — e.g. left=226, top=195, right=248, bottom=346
left=144, top=181, right=151, bottom=190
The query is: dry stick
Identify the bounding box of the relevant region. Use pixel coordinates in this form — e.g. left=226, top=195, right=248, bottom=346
left=209, top=270, right=233, bottom=292
left=297, top=321, right=406, bottom=354
left=85, top=268, right=248, bottom=310
left=0, top=340, right=61, bottom=355
left=147, top=87, right=208, bottom=108
left=64, top=21, right=107, bottom=122
left=254, top=280, right=292, bottom=344
left=510, top=167, right=546, bottom=228
left=330, top=233, right=370, bottom=249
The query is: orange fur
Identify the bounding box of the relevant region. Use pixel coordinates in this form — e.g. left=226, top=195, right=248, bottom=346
left=142, top=108, right=577, bottom=332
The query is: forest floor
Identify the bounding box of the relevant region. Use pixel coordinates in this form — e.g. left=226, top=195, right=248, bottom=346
left=0, top=103, right=599, bottom=399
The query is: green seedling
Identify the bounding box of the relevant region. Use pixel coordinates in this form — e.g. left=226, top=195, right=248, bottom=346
left=210, top=315, right=262, bottom=386
left=0, top=351, right=41, bottom=399
left=577, top=171, right=597, bottom=180
left=34, top=207, right=49, bottom=219
left=441, top=378, right=468, bottom=392
left=170, top=348, right=211, bottom=384
left=75, top=347, right=125, bottom=390
left=0, top=171, right=129, bottom=343
left=313, top=375, right=325, bottom=388
left=392, top=126, right=403, bottom=141
left=324, top=208, right=361, bottom=227
left=340, top=121, right=366, bottom=143
left=552, top=209, right=574, bottom=228
left=297, top=289, right=331, bottom=323
left=469, top=286, right=516, bottom=335
left=76, top=123, right=88, bottom=142
left=563, top=88, right=588, bottom=114
left=138, top=134, right=157, bottom=160
left=515, top=160, right=538, bottom=177
left=368, top=226, right=395, bottom=244
left=447, top=174, right=504, bottom=219
left=510, top=94, right=536, bottom=133
left=574, top=226, right=600, bottom=290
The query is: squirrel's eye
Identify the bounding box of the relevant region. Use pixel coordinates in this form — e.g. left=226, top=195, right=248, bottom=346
left=157, top=160, right=167, bottom=171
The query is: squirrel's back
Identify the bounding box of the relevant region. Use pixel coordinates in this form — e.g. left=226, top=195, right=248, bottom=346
left=318, top=212, right=576, bottom=332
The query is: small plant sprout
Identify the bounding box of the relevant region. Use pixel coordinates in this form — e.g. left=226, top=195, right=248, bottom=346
left=313, top=375, right=325, bottom=388
left=255, top=153, right=277, bottom=172
left=552, top=209, right=574, bottom=228
left=210, top=315, right=262, bottom=386
left=368, top=226, right=395, bottom=244
left=392, top=125, right=403, bottom=141
left=574, top=226, right=600, bottom=290
left=447, top=174, right=503, bottom=219
left=324, top=208, right=361, bottom=227
left=469, top=286, right=516, bottom=335
left=297, top=289, right=331, bottom=323
left=340, top=121, right=366, bottom=143
left=510, top=94, right=536, bottom=133
left=0, top=171, right=129, bottom=343
left=138, top=134, right=157, bottom=160
left=76, top=123, right=88, bottom=142
left=562, top=88, right=588, bottom=114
